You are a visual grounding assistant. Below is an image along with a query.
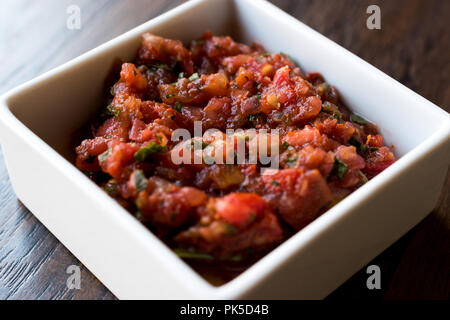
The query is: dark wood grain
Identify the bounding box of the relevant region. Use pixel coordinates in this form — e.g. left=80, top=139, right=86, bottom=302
left=0, top=0, right=448, bottom=300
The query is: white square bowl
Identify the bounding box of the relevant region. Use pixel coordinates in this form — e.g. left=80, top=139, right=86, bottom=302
left=0, top=0, right=449, bottom=299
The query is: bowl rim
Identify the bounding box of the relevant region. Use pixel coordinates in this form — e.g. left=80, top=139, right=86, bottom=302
left=1, top=0, right=449, bottom=299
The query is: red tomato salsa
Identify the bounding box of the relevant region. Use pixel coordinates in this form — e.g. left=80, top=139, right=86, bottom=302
left=75, top=31, right=396, bottom=283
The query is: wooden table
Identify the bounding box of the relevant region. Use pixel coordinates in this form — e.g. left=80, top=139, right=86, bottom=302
left=0, top=0, right=448, bottom=300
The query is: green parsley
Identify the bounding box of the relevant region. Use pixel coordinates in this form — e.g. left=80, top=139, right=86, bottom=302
left=271, top=180, right=280, bottom=186
left=333, top=111, right=343, bottom=123
left=317, top=82, right=329, bottom=95
left=350, top=114, right=369, bottom=125
left=349, top=137, right=369, bottom=155
left=253, top=94, right=262, bottom=100
left=174, top=101, right=182, bottom=113
left=230, top=255, right=243, bottom=262
left=137, top=65, right=148, bottom=73
left=358, top=170, right=369, bottom=185
left=188, top=73, right=200, bottom=82
left=194, top=39, right=205, bottom=45
left=150, top=63, right=171, bottom=71
left=98, top=148, right=112, bottom=164
left=280, top=52, right=292, bottom=60
left=102, top=180, right=119, bottom=197
left=286, top=155, right=297, bottom=168
left=83, top=171, right=96, bottom=179
left=107, top=104, right=121, bottom=118
left=134, top=142, right=168, bottom=162
left=224, top=223, right=238, bottom=235
left=248, top=114, right=258, bottom=122
left=165, top=94, right=175, bottom=99
left=202, top=141, right=210, bottom=149
left=134, top=170, right=148, bottom=192
left=173, top=248, right=214, bottom=260
left=331, top=157, right=348, bottom=179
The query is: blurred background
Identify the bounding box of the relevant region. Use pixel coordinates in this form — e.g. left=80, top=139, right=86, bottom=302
left=0, top=0, right=448, bottom=299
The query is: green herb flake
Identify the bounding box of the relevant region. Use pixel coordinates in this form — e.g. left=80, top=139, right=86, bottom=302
left=107, top=104, right=121, bottom=118
left=358, top=170, right=369, bottom=185
left=282, top=141, right=291, bottom=150
left=83, top=171, right=96, bottom=179
left=333, top=111, right=343, bottom=123
left=135, top=198, right=142, bottom=210
left=178, top=72, right=184, bottom=79
left=317, top=82, right=329, bottom=95
left=248, top=213, right=256, bottom=224
left=321, top=104, right=334, bottom=114
left=134, top=170, right=148, bottom=192
left=260, top=52, right=271, bottom=57
left=134, top=210, right=144, bottom=223
left=253, top=94, right=262, bottom=100
left=248, top=114, right=258, bottom=122
left=280, top=52, right=292, bottom=61
left=286, top=155, right=297, bottom=168
left=98, top=148, right=112, bottom=164
left=369, top=146, right=379, bottom=152
left=224, top=223, right=238, bottom=235
left=202, top=141, right=210, bottom=149
left=165, top=94, right=175, bottom=99
left=137, top=65, right=148, bottom=73
left=173, top=248, right=214, bottom=260
left=150, top=63, right=171, bottom=71
left=231, top=83, right=239, bottom=89
left=332, top=157, right=348, bottom=179
left=188, top=73, right=200, bottom=82
left=271, top=180, right=280, bottom=186
left=350, top=114, right=369, bottom=125
left=174, top=101, right=182, bottom=113
left=132, top=69, right=137, bottom=76
left=134, top=142, right=168, bottom=162
left=103, top=180, right=119, bottom=197
left=231, top=255, right=243, bottom=262
left=194, top=39, right=205, bottom=45
left=349, top=137, right=368, bottom=155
